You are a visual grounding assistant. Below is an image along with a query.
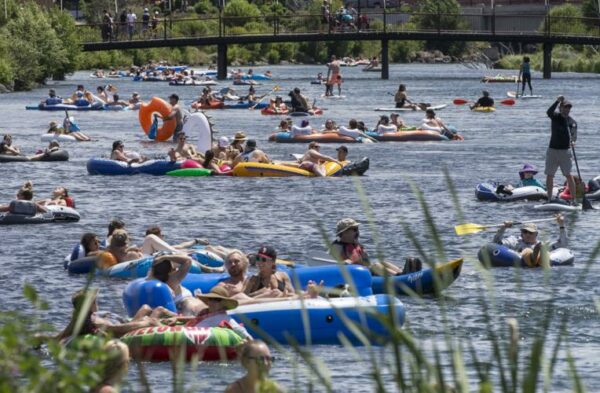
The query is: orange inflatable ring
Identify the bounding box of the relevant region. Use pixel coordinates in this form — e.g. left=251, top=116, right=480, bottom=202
left=139, top=97, right=177, bottom=141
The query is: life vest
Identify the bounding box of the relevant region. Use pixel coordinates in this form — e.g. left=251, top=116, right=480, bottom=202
left=45, top=97, right=62, bottom=105
left=332, top=240, right=369, bottom=265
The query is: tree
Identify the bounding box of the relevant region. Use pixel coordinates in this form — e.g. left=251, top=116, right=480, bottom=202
left=410, top=0, right=468, bottom=56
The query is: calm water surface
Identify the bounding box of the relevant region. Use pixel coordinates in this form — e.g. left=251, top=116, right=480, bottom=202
left=1, top=64, right=599, bottom=392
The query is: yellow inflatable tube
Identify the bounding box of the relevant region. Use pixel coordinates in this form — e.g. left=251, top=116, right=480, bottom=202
left=232, top=161, right=345, bottom=177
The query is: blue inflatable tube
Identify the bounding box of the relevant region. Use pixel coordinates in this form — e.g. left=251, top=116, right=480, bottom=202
left=371, top=258, right=463, bottom=296
left=26, top=103, right=104, bottom=111
left=155, top=65, right=188, bottom=72
left=123, top=264, right=373, bottom=317
left=223, top=101, right=268, bottom=109
left=230, top=294, right=404, bottom=345
left=87, top=159, right=182, bottom=176
left=239, top=74, right=271, bottom=81
left=477, top=243, right=575, bottom=268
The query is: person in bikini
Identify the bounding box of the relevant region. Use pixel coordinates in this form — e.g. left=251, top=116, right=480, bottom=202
left=243, top=246, right=295, bottom=298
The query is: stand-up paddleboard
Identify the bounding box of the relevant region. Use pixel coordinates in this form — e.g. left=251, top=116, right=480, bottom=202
left=320, top=94, right=346, bottom=99
left=374, top=104, right=447, bottom=112
left=532, top=200, right=582, bottom=212
left=183, top=112, right=212, bottom=153
left=507, top=91, right=543, bottom=99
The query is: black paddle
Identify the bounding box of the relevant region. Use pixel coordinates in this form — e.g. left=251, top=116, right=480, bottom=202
left=568, top=124, right=593, bottom=211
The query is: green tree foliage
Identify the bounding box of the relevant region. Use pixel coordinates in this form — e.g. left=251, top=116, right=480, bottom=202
left=411, top=0, right=467, bottom=56
left=582, top=0, right=600, bottom=19
left=223, top=0, right=261, bottom=27
left=194, top=0, right=219, bottom=16
left=540, top=4, right=588, bottom=36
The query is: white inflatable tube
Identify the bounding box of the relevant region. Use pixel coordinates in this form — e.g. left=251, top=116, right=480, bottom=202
left=291, top=125, right=313, bottom=136
left=41, top=134, right=77, bottom=142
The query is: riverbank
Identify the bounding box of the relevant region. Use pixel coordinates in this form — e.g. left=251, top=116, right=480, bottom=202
left=497, top=45, right=600, bottom=74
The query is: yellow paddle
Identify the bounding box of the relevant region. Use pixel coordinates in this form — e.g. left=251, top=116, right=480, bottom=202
left=455, top=217, right=557, bottom=236
left=249, top=85, right=280, bottom=110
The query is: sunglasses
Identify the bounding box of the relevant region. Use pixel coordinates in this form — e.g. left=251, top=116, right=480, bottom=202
left=246, top=355, right=274, bottom=363
left=256, top=256, right=274, bottom=263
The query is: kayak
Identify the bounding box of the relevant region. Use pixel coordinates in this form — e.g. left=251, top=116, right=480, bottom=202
left=475, top=182, right=547, bottom=202
left=224, top=101, right=268, bottom=109
left=478, top=243, right=574, bottom=267
left=231, top=160, right=367, bottom=177
left=507, top=91, right=543, bottom=99
left=371, top=258, right=463, bottom=296
left=472, top=106, right=495, bottom=112
left=365, top=130, right=453, bottom=142
left=374, top=104, right=447, bottom=112
left=268, top=132, right=363, bottom=143
left=191, top=100, right=224, bottom=110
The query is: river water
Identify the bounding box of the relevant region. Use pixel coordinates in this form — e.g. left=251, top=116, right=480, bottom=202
left=1, top=64, right=599, bottom=392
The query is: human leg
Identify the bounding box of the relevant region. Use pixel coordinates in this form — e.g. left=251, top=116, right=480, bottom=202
left=141, top=234, right=178, bottom=255
left=545, top=148, right=560, bottom=200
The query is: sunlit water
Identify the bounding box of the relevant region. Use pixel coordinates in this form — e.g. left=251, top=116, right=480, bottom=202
left=1, top=64, right=599, bottom=392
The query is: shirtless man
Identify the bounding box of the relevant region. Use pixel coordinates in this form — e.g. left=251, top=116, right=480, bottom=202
left=216, top=250, right=250, bottom=299
left=232, top=139, right=270, bottom=167
left=68, top=85, right=94, bottom=105
left=299, top=141, right=341, bottom=177
left=160, top=94, right=184, bottom=141
left=326, top=55, right=342, bottom=96
left=168, top=132, right=203, bottom=162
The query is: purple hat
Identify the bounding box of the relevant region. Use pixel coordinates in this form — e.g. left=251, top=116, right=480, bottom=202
left=519, top=163, right=538, bottom=179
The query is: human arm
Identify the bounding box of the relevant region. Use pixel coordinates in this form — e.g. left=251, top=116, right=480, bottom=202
left=493, top=221, right=511, bottom=244
left=160, top=254, right=192, bottom=286
left=549, top=214, right=568, bottom=250
left=95, top=316, right=162, bottom=338
left=547, top=97, right=562, bottom=118
left=35, top=202, right=48, bottom=213
left=310, top=150, right=341, bottom=165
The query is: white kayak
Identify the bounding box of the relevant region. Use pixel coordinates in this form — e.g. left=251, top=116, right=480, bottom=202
left=507, top=91, right=543, bottom=99
left=374, top=104, right=447, bottom=112
left=41, top=134, right=78, bottom=142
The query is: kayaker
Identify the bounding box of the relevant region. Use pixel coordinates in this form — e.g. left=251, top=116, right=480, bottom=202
left=493, top=214, right=567, bottom=267
left=299, top=141, right=341, bottom=177
left=545, top=96, right=577, bottom=205
left=394, top=84, right=418, bottom=110
left=224, top=340, right=283, bottom=393
left=243, top=246, right=295, bottom=298
left=519, top=56, right=533, bottom=96
left=329, top=218, right=403, bottom=276
left=470, top=90, right=495, bottom=110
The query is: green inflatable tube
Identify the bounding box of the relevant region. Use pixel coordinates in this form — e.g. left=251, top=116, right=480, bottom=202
left=166, top=168, right=212, bottom=177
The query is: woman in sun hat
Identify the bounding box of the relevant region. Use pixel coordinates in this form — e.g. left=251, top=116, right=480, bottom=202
left=329, top=218, right=403, bottom=276
left=517, top=163, right=545, bottom=189
left=230, top=131, right=247, bottom=153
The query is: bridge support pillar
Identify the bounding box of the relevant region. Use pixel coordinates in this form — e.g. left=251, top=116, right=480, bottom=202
left=217, top=44, right=228, bottom=80
left=381, top=39, right=389, bottom=80
left=543, top=42, right=552, bottom=79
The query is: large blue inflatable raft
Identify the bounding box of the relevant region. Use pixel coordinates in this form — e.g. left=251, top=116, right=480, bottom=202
left=87, top=159, right=181, bottom=175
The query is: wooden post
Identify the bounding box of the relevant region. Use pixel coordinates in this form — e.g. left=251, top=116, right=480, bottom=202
left=543, top=42, right=552, bottom=79
left=217, top=43, right=228, bottom=80
left=381, top=39, right=389, bottom=80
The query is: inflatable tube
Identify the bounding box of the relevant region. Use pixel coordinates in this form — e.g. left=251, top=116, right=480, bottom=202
left=86, top=159, right=181, bottom=176
left=37, top=150, right=69, bottom=162
left=223, top=102, right=268, bottom=110
left=124, top=264, right=373, bottom=317
left=261, top=107, right=289, bottom=115
left=472, top=106, right=496, bottom=112
left=475, top=182, right=547, bottom=202
left=230, top=294, right=404, bottom=345
left=181, top=112, right=212, bottom=154
left=290, top=125, right=313, bottom=136
left=376, top=124, right=397, bottom=133
left=41, top=134, right=77, bottom=142
left=121, top=326, right=242, bottom=362
left=26, top=103, right=104, bottom=111
left=339, top=157, right=370, bottom=176
left=231, top=161, right=345, bottom=177
left=0, top=154, right=29, bottom=163
left=238, top=74, right=271, bottom=81
left=532, top=200, right=582, bottom=212
left=166, top=168, right=212, bottom=177
left=477, top=243, right=574, bottom=267
left=0, top=205, right=79, bottom=225
left=268, top=132, right=361, bottom=144
left=365, top=130, right=450, bottom=142
left=191, top=100, right=224, bottom=110
left=139, top=97, right=176, bottom=142
left=155, top=65, right=188, bottom=72
left=289, top=108, right=324, bottom=117
left=169, top=80, right=218, bottom=86
left=371, top=258, right=463, bottom=296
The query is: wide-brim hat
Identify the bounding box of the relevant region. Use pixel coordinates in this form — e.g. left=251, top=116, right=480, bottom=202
left=195, top=286, right=238, bottom=310
left=521, top=223, right=538, bottom=233
left=233, top=132, right=247, bottom=141
left=519, top=163, right=538, bottom=176
left=336, top=218, right=359, bottom=235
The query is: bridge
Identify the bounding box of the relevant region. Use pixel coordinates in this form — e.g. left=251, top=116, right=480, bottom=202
left=78, top=10, right=600, bottom=80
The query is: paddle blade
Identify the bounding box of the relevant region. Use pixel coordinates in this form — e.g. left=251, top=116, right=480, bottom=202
left=453, top=99, right=468, bottom=105
left=500, top=99, right=515, bottom=106
left=582, top=196, right=594, bottom=211
left=273, top=85, right=280, bottom=91
left=148, top=117, right=158, bottom=140
left=454, top=223, right=486, bottom=235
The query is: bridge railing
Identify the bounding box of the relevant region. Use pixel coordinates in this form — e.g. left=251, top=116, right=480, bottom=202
left=76, top=11, right=600, bottom=44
